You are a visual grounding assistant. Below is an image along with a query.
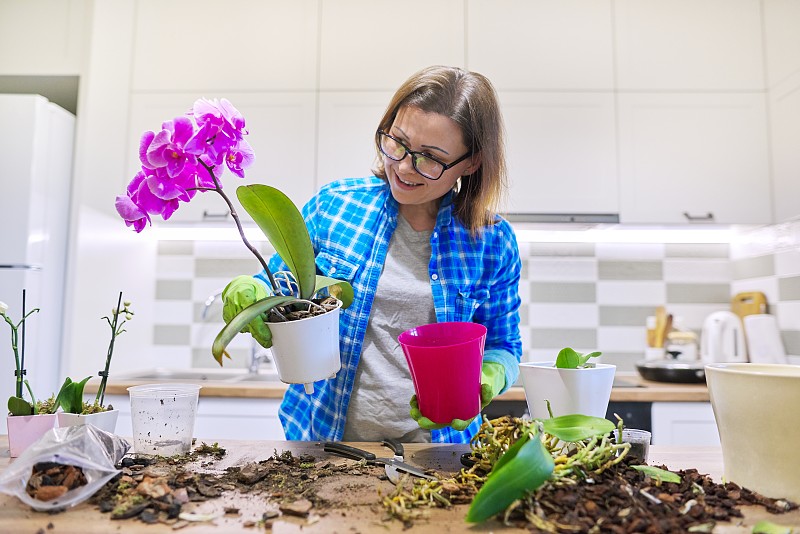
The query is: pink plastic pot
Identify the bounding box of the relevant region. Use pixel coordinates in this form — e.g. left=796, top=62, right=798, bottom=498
left=399, top=322, right=487, bottom=425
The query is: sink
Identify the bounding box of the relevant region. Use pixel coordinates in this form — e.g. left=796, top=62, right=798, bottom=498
left=115, top=368, right=280, bottom=383
left=227, top=371, right=281, bottom=383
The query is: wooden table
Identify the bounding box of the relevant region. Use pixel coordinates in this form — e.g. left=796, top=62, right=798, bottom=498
left=1, top=437, right=797, bottom=533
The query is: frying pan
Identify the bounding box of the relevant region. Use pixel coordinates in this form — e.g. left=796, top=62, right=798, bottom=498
left=635, top=360, right=706, bottom=384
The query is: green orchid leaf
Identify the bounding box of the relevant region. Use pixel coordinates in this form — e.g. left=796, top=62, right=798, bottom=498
left=752, top=520, right=794, bottom=534
left=466, top=433, right=554, bottom=523
left=541, top=414, right=615, bottom=442
left=56, top=376, right=93, bottom=414
left=554, top=347, right=580, bottom=368
left=579, top=351, right=602, bottom=366
left=314, top=276, right=354, bottom=309
left=8, top=395, right=34, bottom=416
left=212, top=295, right=297, bottom=363
left=631, top=465, right=681, bottom=484
left=554, top=347, right=602, bottom=368
left=237, top=185, right=316, bottom=300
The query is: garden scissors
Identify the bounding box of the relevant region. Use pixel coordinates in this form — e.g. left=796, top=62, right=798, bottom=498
left=322, top=440, right=436, bottom=483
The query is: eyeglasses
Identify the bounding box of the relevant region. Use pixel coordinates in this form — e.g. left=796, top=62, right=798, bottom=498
left=376, top=130, right=471, bottom=181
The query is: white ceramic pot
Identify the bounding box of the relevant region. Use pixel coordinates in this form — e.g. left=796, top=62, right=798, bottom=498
left=268, top=301, right=342, bottom=394
left=6, top=413, right=58, bottom=458
left=519, top=362, right=616, bottom=419
left=705, top=363, right=800, bottom=502
left=57, top=409, right=119, bottom=434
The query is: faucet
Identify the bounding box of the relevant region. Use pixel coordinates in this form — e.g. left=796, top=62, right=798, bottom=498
left=201, top=289, right=223, bottom=321
left=203, top=289, right=272, bottom=374
left=249, top=340, right=272, bottom=374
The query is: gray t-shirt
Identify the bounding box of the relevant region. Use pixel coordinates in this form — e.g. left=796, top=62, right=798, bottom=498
left=342, top=215, right=436, bottom=442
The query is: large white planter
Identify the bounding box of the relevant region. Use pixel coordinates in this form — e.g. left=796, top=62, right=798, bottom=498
left=268, top=302, right=342, bottom=394
left=6, top=413, right=58, bottom=458
left=519, top=362, right=616, bottom=419
left=57, top=409, right=119, bottom=434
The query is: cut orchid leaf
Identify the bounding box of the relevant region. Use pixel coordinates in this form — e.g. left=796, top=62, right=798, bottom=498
left=212, top=295, right=296, bottom=363
left=8, top=395, right=34, bottom=416
left=314, top=275, right=353, bottom=309
left=466, top=431, right=554, bottom=523
left=632, top=465, right=681, bottom=484
left=752, top=520, right=794, bottom=534
left=238, top=185, right=316, bottom=300
left=555, top=347, right=602, bottom=369
left=541, top=414, right=615, bottom=442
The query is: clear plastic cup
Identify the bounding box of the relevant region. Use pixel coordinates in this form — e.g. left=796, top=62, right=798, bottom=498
left=620, top=428, right=651, bottom=462
left=128, top=384, right=201, bottom=456
left=399, top=322, right=486, bottom=424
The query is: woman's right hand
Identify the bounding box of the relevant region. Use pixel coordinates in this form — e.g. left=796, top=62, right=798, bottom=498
left=221, top=275, right=272, bottom=348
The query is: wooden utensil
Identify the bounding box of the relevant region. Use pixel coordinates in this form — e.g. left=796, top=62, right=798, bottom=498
left=731, top=292, right=767, bottom=320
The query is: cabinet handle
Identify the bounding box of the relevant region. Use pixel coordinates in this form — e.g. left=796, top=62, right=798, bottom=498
left=202, top=210, right=230, bottom=220
left=682, top=211, right=714, bottom=222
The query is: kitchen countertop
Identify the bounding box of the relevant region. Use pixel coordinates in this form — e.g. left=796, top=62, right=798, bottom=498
left=0, top=437, right=796, bottom=533
left=86, top=371, right=710, bottom=403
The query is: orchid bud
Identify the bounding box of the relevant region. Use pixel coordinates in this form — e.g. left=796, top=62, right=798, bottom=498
left=124, top=301, right=131, bottom=307
left=0, top=301, right=7, bottom=316
left=112, top=307, right=118, bottom=315
left=125, top=313, right=133, bottom=320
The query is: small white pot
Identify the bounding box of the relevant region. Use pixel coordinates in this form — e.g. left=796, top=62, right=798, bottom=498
left=57, top=409, right=119, bottom=434
left=6, top=413, right=58, bottom=458
left=519, top=362, right=616, bottom=419
left=268, top=302, right=342, bottom=394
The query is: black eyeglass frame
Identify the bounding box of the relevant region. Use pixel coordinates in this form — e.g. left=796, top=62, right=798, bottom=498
left=376, top=130, right=472, bottom=181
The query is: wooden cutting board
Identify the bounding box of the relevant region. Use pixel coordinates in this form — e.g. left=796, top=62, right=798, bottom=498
left=731, top=291, right=767, bottom=320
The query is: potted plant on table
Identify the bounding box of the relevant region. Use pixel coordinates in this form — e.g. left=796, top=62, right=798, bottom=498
left=1, top=294, right=58, bottom=457
left=115, top=98, right=353, bottom=394
left=518, top=347, right=616, bottom=419
left=55, top=292, right=132, bottom=433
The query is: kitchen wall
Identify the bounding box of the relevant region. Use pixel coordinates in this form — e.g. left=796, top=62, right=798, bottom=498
left=149, top=220, right=800, bottom=374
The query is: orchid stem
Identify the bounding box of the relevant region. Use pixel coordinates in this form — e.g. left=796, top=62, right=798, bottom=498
left=96, top=291, right=123, bottom=406
left=199, top=161, right=279, bottom=293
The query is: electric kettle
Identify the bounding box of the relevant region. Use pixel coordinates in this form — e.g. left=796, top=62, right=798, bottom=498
left=701, top=311, right=748, bottom=363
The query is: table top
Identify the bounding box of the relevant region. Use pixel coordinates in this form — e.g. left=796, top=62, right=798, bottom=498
left=1, top=436, right=796, bottom=533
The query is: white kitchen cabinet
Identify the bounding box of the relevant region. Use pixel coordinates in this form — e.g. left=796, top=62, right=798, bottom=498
left=318, top=0, right=464, bottom=91
left=131, top=0, right=319, bottom=91
left=126, top=93, right=317, bottom=223
left=762, top=0, right=800, bottom=90
left=0, top=0, right=89, bottom=75
left=769, top=74, right=800, bottom=223
left=651, top=402, right=720, bottom=447
left=614, top=0, right=764, bottom=91
left=618, top=93, right=772, bottom=224
left=467, top=0, right=614, bottom=90
left=500, top=92, right=618, bottom=215
left=104, top=394, right=285, bottom=441
left=316, top=91, right=393, bottom=189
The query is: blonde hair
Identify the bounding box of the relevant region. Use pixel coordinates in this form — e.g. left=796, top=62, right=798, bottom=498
left=373, top=66, right=507, bottom=235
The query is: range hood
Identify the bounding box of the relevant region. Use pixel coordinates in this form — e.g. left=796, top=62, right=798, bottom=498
left=502, top=213, right=620, bottom=224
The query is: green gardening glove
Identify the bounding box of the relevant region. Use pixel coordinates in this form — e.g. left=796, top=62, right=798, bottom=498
left=222, top=275, right=272, bottom=348
left=410, top=361, right=507, bottom=431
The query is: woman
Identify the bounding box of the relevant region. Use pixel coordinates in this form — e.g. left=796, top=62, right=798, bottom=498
left=225, top=65, right=521, bottom=443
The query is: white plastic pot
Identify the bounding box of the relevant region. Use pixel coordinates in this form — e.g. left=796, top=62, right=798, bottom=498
left=268, top=301, right=342, bottom=394
left=57, top=409, right=119, bottom=434
left=519, top=362, right=616, bottom=419
left=6, top=413, right=58, bottom=458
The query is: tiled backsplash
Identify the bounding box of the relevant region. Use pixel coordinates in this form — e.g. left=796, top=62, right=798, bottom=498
left=154, top=221, right=800, bottom=373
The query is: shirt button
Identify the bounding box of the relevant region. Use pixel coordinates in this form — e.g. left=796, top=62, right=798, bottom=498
left=431, top=273, right=438, bottom=281
left=329, top=267, right=336, bottom=274
left=433, top=232, right=438, bottom=239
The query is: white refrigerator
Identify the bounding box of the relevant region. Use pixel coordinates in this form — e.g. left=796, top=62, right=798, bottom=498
left=0, top=95, right=75, bottom=432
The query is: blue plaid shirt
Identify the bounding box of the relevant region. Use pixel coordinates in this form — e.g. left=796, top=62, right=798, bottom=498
left=258, top=177, right=522, bottom=443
